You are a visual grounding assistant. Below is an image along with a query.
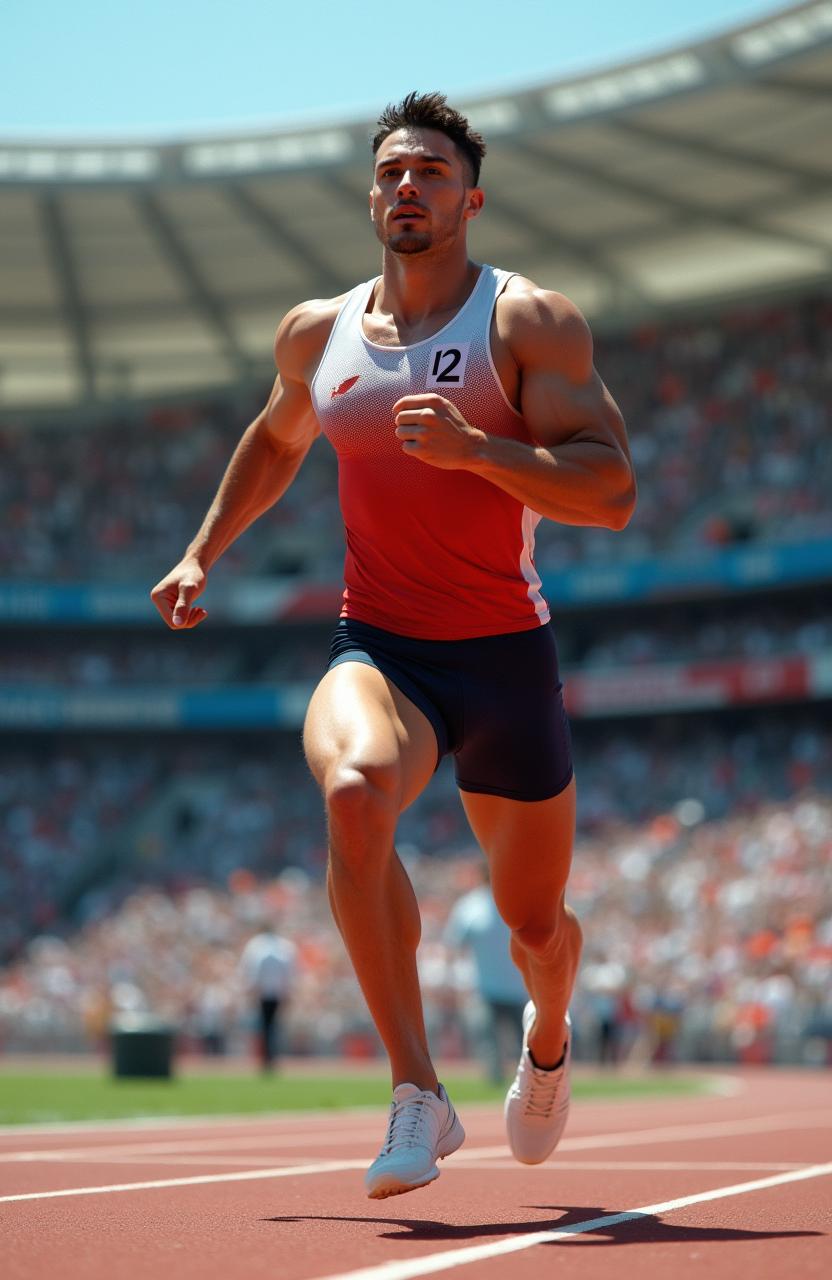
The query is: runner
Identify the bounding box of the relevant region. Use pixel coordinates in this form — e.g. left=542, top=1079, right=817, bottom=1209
left=151, top=90, right=636, bottom=1199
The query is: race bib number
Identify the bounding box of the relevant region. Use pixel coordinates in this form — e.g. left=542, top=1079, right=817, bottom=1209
left=426, top=342, right=470, bottom=389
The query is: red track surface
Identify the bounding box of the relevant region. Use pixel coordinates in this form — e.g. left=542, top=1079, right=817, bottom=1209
left=2, top=1069, right=830, bottom=1280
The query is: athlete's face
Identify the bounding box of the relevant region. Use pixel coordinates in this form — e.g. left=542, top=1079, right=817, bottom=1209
left=370, top=128, right=483, bottom=255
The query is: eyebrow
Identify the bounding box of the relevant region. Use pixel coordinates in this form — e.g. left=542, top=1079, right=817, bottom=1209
left=376, top=153, right=452, bottom=169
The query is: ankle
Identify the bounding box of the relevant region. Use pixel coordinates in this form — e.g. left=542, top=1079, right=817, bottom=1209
left=527, top=1017, right=569, bottom=1071
left=528, top=1043, right=566, bottom=1072
left=392, top=1077, right=440, bottom=1096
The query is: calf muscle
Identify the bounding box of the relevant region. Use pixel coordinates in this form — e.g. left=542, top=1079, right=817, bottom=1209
left=303, top=661, right=440, bottom=1091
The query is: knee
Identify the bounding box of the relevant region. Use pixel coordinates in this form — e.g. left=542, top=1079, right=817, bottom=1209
left=512, top=902, right=583, bottom=963
left=324, top=762, right=400, bottom=838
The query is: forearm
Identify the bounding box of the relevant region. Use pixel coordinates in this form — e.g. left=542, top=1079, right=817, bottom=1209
left=468, top=433, right=635, bottom=529
left=185, top=421, right=306, bottom=570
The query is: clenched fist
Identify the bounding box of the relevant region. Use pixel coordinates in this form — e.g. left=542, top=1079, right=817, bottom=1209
left=150, top=557, right=208, bottom=630
left=393, top=393, right=486, bottom=470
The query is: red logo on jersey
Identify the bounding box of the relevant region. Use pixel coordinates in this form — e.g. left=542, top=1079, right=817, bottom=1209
left=331, top=375, right=360, bottom=398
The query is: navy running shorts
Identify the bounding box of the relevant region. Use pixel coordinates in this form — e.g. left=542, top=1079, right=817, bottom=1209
left=327, top=617, right=573, bottom=802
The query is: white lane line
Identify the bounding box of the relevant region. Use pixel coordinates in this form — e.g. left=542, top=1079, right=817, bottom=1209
left=0, top=1129, right=379, bottom=1162
left=4, top=1150, right=812, bottom=1175
left=1, top=1116, right=828, bottom=1205
left=6, top=1106, right=830, bottom=1165
left=549, top=1109, right=832, bottom=1152
left=0, top=1104, right=392, bottom=1138
left=49, top=1154, right=352, bottom=1169
left=451, top=1160, right=811, bottom=1172
left=0, top=1105, right=401, bottom=1146
left=0, top=1159, right=369, bottom=1203
left=314, top=1162, right=832, bottom=1280
left=3, top=1111, right=824, bottom=1187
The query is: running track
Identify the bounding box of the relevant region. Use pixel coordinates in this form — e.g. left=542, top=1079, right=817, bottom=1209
left=2, top=1069, right=829, bottom=1279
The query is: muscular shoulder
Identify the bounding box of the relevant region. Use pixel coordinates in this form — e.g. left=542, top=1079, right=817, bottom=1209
left=274, top=293, right=350, bottom=385
left=495, top=275, right=594, bottom=378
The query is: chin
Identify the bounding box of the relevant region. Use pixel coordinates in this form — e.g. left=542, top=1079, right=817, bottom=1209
left=389, top=232, right=432, bottom=255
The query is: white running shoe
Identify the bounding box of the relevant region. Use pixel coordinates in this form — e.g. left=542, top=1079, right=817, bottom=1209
left=365, top=1082, right=465, bottom=1199
left=504, top=1001, right=572, bottom=1165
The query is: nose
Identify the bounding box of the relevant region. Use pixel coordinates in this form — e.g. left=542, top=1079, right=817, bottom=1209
left=396, top=170, right=419, bottom=199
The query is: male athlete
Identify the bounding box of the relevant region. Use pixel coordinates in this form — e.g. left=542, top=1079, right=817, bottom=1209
left=152, top=92, right=636, bottom=1199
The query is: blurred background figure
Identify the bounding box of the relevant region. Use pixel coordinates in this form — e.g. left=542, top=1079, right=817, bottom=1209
left=581, top=959, right=628, bottom=1067
left=443, top=864, right=530, bottom=1083
left=238, top=921, right=297, bottom=1072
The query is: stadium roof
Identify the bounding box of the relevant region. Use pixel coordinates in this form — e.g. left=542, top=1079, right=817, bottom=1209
left=2, top=1, right=831, bottom=410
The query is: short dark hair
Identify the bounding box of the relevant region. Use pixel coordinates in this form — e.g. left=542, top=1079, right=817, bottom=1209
left=372, top=91, right=486, bottom=186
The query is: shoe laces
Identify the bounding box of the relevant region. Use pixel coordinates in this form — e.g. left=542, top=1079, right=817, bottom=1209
left=521, top=1061, right=563, bottom=1119
left=381, top=1094, right=434, bottom=1153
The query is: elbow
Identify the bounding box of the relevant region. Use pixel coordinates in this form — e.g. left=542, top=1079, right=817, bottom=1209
left=603, top=470, right=637, bottom=531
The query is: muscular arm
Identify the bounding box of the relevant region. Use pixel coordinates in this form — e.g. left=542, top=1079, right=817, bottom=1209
left=151, top=298, right=338, bottom=628
left=393, top=281, right=636, bottom=530
left=470, top=284, right=636, bottom=529
left=184, top=307, right=324, bottom=572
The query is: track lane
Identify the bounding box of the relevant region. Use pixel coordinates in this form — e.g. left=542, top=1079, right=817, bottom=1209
left=2, top=1070, right=829, bottom=1280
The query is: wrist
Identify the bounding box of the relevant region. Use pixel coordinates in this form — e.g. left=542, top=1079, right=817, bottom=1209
left=184, top=545, right=211, bottom=575
left=466, top=429, right=493, bottom=473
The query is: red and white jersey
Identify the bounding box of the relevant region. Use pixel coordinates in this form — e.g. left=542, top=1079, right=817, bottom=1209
left=309, top=264, right=550, bottom=640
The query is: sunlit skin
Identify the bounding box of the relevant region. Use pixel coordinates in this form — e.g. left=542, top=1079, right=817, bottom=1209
left=152, top=117, right=636, bottom=1091
left=367, top=128, right=484, bottom=339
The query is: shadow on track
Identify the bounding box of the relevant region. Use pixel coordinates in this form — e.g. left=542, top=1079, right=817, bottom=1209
left=262, top=1206, right=822, bottom=1246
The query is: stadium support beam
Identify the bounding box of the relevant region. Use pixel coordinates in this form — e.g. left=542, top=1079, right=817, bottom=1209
left=606, top=119, right=829, bottom=186
left=516, top=139, right=832, bottom=265
left=316, top=168, right=380, bottom=231
left=756, top=76, right=832, bottom=102
left=226, top=184, right=352, bottom=297
left=136, top=191, right=250, bottom=377
left=479, top=189, right=650, bottom=311
left=40, top=194, right=95, bottom=400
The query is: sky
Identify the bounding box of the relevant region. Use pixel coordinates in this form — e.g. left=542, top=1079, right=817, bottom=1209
left=2, top=0, right=786, bottom=139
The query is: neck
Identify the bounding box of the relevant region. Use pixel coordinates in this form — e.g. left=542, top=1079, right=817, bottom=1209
left=377, top=242, right=479, bottom=328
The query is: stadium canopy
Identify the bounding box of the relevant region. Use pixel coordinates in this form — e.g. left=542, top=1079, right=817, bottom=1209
left=1, top=0, right=831, bottom=411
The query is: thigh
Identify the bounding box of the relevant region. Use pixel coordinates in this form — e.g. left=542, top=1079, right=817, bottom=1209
left=303, top=659, right=438, bottom=813
left=459, top=778, right=577, bottom=929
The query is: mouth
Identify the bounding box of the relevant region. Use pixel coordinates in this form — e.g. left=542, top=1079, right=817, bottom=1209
left=392, top=206, right=427, bottom=221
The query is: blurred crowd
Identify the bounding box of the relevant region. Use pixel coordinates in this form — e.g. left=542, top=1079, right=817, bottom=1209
left=1, top=788, right=829, bottom=1069
left=1, top=709, right=829, bottom=966
left=2, top=593, right=830, bottom=688
left=0, top=292, right=829, bottom=584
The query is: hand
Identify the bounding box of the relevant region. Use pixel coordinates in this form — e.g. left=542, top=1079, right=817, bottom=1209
left=393, top=394, right=487, bottom=470
left=150, top=557, right=208, bottom=630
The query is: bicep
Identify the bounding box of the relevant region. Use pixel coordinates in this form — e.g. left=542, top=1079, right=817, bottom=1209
left=510, top=287, right=631, bottom=462
left=521, top=362, right=631, bottom=464
left=258, top=369, right=320, bottom=457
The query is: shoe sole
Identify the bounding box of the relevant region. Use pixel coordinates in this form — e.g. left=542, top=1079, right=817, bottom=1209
left=366, top=1115, right=465, bottom=1199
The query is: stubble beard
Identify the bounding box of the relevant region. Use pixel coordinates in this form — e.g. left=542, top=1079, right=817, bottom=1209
left=388, top=227, right=432, bottom=255
left=376, top=195, right=466, bottom=257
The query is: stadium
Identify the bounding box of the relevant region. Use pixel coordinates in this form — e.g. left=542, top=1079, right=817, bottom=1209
left=1, top=2, right=831, bottom=1273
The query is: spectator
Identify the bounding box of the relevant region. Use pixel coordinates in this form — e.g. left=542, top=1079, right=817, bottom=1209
left=443, top=864, right=530, bottom=1082
left=238, top=921, right=297, bottom=1072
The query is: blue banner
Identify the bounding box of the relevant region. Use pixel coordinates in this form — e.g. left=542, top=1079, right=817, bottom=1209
left=0, top=686, right=308, bottom=729
left=0, top=538, right=830, bottom=622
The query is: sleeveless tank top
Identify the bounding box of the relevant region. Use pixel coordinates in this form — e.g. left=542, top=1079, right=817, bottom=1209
left=309, top=264, right=551, bottom=641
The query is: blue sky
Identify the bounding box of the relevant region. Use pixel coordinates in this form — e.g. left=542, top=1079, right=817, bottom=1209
left=3, top=0, right=783, bottom=138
